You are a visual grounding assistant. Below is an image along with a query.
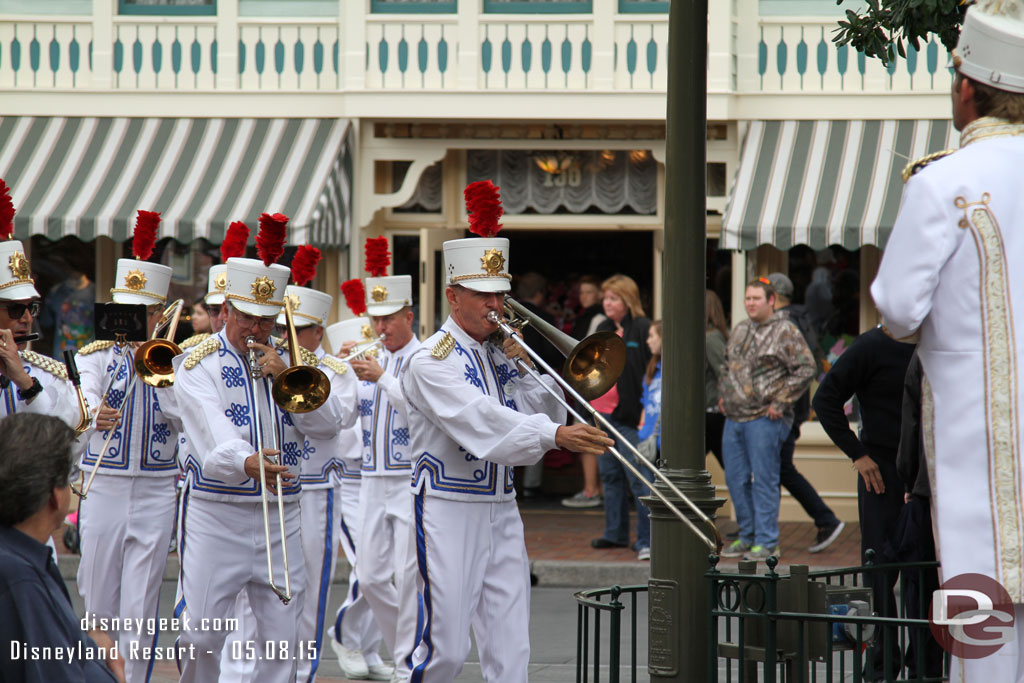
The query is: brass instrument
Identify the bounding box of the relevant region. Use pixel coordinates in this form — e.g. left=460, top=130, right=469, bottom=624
left=62, top=350, right=92, bottom=437
left=246, top=334, right=292, bottom=604
left=80, top=299, right=184, bottom=498
left=489, top=297, right=723, bottom=553
left=133, top=299, right=184, bottom=387
left=271, top=296, right=331, bottom=414
left=335, top=336, right=385, bottom=363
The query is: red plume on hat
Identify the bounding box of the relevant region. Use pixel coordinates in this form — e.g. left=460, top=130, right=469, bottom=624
left=221, top=221, right=250, bottom=262
left=364, top=236, right=390, bottom=277
left=132, top=210, right=161, bottom=261
left=291, top=245, right=321, bottom=287
left=0, top=179, right=15, bottom=241
left=464, top=180, right=503, bottom=237
left=340, top=279, right=367, bottom=317
left=256, top=212, right=288, bottom=267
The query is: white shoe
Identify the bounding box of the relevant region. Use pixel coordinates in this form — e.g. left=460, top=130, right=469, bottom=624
left=329, top=635, right=369, bottom=680
left=388, top=672, right=408, bottom=683
left=367, top=662, right=395, bottom=681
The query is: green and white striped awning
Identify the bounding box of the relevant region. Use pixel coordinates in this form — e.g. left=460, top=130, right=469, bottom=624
left=721, top=120, right=959, bottom=251
left=0, top=117, right=352, bottom=248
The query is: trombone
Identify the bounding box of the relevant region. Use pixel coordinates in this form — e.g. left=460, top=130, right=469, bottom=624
left=79, top=299, right=184, bottom=498
left=489, top=297, right=723, bottom=553
left=246, top=333, right=293, bottom=604
left=246, top=295, right=332, bottom=604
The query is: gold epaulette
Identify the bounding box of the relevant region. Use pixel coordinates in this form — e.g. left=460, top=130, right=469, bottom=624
left=21, top=350, right=68, bottom=380
left=278, top=340, right=321, bottom=368
left=431, top=332, right=455, bottom=360
left=321, top=355, right=349, bottom=375
left=902, top=149, right=956, bottom=183
left=180, top=332, right=211, bottom=350
left=78, top=340, right=116, bottom=356
left=184, top=337, right=221, bottom=370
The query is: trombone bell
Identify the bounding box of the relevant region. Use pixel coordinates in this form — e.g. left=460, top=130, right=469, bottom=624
left=563, top=331, right=626, bottom=401
left=272, top=295, right=331, bottom=414
left=502, top=296, right=626, bottom=401
left=134, top=339, right=183, bottom=388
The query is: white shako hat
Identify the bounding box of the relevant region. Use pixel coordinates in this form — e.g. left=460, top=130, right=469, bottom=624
left=209, top=220, right=251, bottom=305
left=0, top=179, right=38, bottom=300
left=365, top=275, right=412, bottom=317
left=224, top=257, right=290, bottom=318
left=954, top=0, right=1024, bottom=94
left=326, top=316, right=376, bottom=356
left=362, top=236, right=412, bottom=317
left=278, top=285, right=332, bottom=328
left=205, top=264, right=227, bottom=305
left=444, top=180, right=511, bottom=293
left=0, top=240, right=39, bottom=300
left=110, top=210, right=171, bottom=305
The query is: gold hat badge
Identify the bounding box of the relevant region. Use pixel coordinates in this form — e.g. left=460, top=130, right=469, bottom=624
left=8, top=251, right=30, bottom=280
left=125, top=269, right=147, bottom=291
left=371, top=285, right=388, bottom=303
left=480, top=248, right=505, bottom=276
left=251, top=276, right=276, bottom=303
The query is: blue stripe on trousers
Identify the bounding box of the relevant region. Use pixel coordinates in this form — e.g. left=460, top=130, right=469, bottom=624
left=410, top=491, right=433, bottom=683
left=307, top=488, right=335, bottom=682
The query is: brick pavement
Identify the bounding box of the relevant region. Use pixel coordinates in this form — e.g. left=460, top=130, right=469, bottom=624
left=519, top=498, right=863, bottom=570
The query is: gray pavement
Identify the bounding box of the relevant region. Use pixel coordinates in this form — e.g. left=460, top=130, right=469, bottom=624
left=63, top=567, right=650, bottom=683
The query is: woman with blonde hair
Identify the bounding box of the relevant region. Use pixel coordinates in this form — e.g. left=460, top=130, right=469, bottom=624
left=589, top=274, right=654, bottom=560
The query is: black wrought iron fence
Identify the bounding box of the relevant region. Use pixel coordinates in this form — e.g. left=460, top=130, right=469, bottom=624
left=574, top=584, right=647, bottom=683
left=708, top=553, right=948, bottom=682
left=574, top=553, right=950, bottom=683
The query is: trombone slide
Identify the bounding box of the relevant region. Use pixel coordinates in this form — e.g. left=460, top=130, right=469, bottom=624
left=488, top=309, right=722, bottom=553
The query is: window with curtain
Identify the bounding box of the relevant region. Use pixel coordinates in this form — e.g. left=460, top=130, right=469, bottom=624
left=466, top=149, right=657, bottom=215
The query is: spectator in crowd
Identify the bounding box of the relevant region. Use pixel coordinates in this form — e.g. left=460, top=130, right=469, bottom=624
left=0, top=413, right=124, bottom=683
left=704, top=289, right=728, bottom=468
left=811, top=325, right=915, bottom=681
left=563, top=275, right=610, bottom=509
left=516, top=272, right=563, bottom=498
left=719, top=278, right=815, bottom=561
left=637, top=320, right=663, bottom=468
left=189, top=300, right=213, bottom=335
left=893, top=352, right=944, bottom=680
left=571, top=275, right=608, bottom=340
left=589, top=275, right=653, bottom=561
left=767, top=272, right=845, bottom=553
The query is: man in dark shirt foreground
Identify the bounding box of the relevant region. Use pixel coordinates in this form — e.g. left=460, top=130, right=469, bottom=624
left=812, top=326, right=915, bottom=681
left=0, top=413, right=124, bottom=683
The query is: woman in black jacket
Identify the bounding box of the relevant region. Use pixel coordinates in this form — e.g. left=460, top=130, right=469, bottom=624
left=589, top=275, right=654, bottom=560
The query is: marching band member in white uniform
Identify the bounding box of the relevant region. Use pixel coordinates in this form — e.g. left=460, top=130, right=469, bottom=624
left=350, top=238, right=422, bottom=683
left=0, top=234, right=77, bottom=427
left=326, top=287, right=390, bottom=681
left=871, top=2, right=1024, bottom=679
left=401, top=185, right=612, bottom=681
left=174, top=227, right=358, bottom=682
left=278, top=247, right=363, bottom=683
left=75, top=211, right=180, bottom=683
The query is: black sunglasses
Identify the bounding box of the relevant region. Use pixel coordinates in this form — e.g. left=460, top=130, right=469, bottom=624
left=2, top=301, right=40, bottom=319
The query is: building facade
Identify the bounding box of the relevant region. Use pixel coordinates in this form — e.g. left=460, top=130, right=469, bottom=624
left=0, top=0, right=955, bottom=520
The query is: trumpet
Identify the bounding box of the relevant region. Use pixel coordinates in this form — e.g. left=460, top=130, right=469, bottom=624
left=336, top=336, right=385, bottom=363
left=490, top=298, right=723, bottom=553
left=246, top=333, right=292, bottom=604
left=79, top=299, right=184, bottom=499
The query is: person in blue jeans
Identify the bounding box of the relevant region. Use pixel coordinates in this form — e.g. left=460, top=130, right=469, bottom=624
left=718, top=278, right=815, bottom=561
left=588, top=275, right=653, bottom=561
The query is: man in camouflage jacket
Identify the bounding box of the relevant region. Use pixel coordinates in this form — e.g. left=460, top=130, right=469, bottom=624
left=718, top=277, right=815, bottom=561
